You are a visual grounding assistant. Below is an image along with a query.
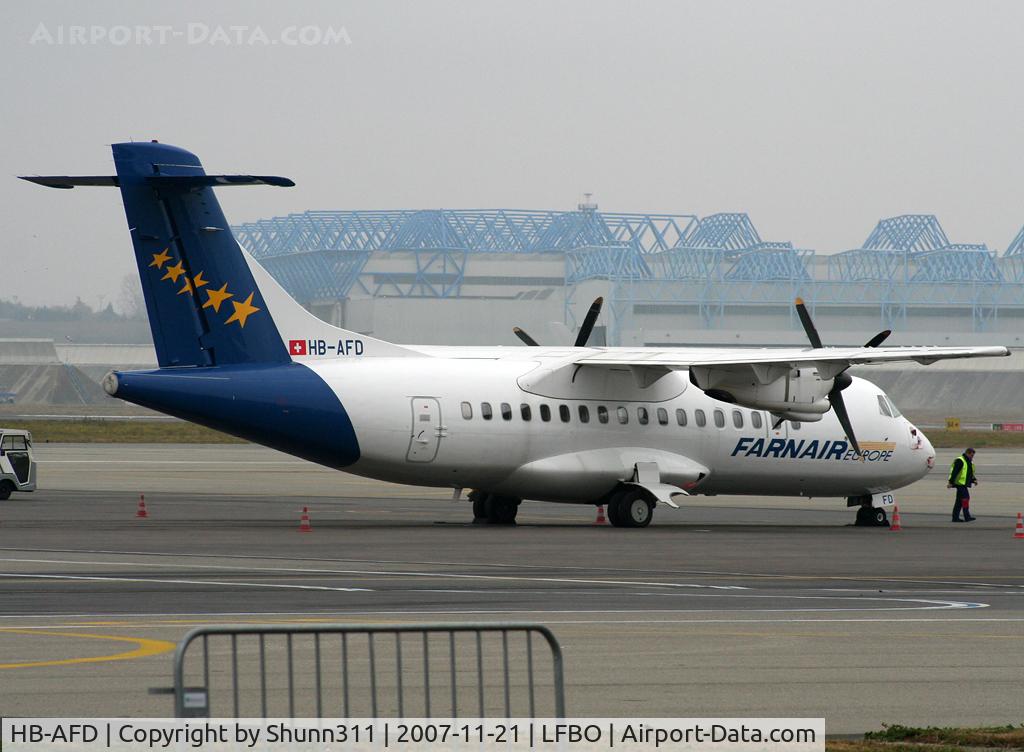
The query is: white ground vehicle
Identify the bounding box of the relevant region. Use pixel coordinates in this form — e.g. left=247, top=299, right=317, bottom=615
left=0, top=428, right=37, bottom=499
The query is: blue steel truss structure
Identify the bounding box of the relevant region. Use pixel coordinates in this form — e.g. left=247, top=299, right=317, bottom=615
left=233, top=210, right=1024, bottom=341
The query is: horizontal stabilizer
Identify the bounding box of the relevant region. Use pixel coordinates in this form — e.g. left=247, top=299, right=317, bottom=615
left=20, top=174, right=294, bottom=190
left=19, top=175, right=119, bottom=189
left=147, top=175, right=294, bottom=188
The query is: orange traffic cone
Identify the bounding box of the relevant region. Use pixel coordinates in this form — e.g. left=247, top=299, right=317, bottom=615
left=594, top=504, right=607, bottom=525
left=135, top=493, right=148, bottom=519
left=298, top=506, right=312, bottom=533
left=1014, top=512, right=1024, bottom=539
left=889, top=506, right=902, bottom=532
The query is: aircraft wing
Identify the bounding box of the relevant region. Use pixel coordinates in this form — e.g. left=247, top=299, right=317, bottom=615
left=574, top=345, right=1009, bottom=370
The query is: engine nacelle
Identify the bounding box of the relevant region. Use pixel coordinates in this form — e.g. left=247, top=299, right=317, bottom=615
left=689, top=364, right=832, bottom=421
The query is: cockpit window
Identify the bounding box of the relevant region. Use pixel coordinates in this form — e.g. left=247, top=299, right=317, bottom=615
left=886, top=397, right=902, bottom=417
left=877, top=395, right=893, bottom=418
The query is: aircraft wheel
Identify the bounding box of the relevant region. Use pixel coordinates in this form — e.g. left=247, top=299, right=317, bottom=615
left=485, top=494, right=520, bottom=525
left=611, top=489, right=653, bottom=528
left=469, top=490, right=487, bottom=524
left=606, top=491, right=628, bottom=527
left=606, top=499, right=623, bottom=527
left=624, top=493, right=654, bottom=528
left=855, top=505, right=888, bottom=527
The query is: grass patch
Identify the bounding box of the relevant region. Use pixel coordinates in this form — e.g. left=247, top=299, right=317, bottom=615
left=925, top=430, right=1024, bottom=448
left=825, top=724, right=1024, bottom=751
left=860, top=724, right=1024, bottom=749
left=828, top=742, right=968, bottom=752
left=18, top=419, right=246, bottom=444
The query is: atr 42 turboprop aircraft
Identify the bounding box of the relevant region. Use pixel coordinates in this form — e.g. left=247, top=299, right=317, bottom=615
left=22, top=142, right=1011, bottom=528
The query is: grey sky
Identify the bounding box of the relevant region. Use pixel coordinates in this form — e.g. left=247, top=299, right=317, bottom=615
left=3, top=0, right=1023, bottom=308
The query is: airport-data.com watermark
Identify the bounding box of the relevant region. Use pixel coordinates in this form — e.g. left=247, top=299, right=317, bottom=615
left=28, top=23, right=352, bottom=47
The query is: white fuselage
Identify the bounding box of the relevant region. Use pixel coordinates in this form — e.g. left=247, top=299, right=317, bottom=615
left=303, top=347, right=935, bottom=505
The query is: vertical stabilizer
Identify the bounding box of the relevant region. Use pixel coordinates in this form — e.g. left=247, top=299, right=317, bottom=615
left=112, top=142, right=289, bottom=366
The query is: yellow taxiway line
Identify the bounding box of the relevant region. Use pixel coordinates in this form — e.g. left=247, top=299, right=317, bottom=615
left=0, top=629, right=175, bottom=670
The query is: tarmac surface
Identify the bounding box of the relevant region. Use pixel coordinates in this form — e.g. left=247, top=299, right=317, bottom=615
left=0, top=444, right=1022, bottom=732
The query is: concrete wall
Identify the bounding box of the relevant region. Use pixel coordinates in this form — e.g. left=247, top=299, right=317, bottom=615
left=54, top=344, right=156, bottom=367
left=0, top=339, right=58, bottom=365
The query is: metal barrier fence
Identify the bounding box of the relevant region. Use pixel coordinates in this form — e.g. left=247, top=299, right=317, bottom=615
left=168, top=623, right=565, bottom=718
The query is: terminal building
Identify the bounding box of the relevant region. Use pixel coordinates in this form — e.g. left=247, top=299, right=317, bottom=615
left=234, top=209, right=1024, bottom=349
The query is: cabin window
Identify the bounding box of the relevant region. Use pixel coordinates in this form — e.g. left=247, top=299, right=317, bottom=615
left=637, top=407, right=649, bottom=425
left=695, top=409, right=707, bottom=427
left=540, top=404, right=551, bottom=422
left=877, top=395, right=892, bottom=417
left=617, top=406, right=629, bottom=424
left=481, top=402, right=493, bottom=420
left=676, top=408, right=687, bottom=426
left=500, top=402, right=512, bottom=421
left=714, top=409, right=725, bottom=428
left=751, top=411, right=763, bottom=429
left=578, top=405, right=590, bottom=423
left=597, top=405, right=609, bottom=424
left=732, top=410, right=744, bottom=429
left=520, top=403, right=532, bottom=421
left=461, top=402, right=473, bottom=420
left=559, top=404, right=571, bottom=423
left=791, top=421, right=801, bottom=430
left=657, top=407, right=668, bottom=425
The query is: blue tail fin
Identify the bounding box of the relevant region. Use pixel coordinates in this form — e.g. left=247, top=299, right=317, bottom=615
left=112, top=142, right=290, bottom=366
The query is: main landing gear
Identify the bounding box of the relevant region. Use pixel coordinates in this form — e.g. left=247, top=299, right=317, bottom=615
left=605, top=488, right=654, bottom=528
left=469, top=491, right=520, bottom=525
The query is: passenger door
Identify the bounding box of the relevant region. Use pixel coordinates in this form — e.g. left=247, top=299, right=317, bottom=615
left=406, top=397, right=444, bottom=463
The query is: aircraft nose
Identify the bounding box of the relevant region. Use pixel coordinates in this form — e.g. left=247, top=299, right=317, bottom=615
left=919, top=430, right=936, bottom=470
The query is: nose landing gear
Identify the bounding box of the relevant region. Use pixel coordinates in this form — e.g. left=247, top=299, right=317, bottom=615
left=853, top=499, right=889, bottom=527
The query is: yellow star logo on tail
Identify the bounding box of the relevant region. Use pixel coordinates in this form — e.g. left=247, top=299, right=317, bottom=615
left=202, top=283, right=233, bottom=313
left=177, top=271, right=208, bottom=296
left=224, top=292, right=260, bottom=328
left=161, top=260, right=186, bottom=283
left=149, top=248, right=172, bottom=269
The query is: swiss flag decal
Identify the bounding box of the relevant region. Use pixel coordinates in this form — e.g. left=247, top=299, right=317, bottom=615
left=288, top=339, right=307, bottom=356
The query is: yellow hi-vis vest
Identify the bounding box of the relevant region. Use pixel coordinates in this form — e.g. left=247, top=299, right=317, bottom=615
left=950, top=456, right=970, bottom=486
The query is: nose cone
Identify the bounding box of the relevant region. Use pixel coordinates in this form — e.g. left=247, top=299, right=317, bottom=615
left=919, top=430, right=936, bottom=471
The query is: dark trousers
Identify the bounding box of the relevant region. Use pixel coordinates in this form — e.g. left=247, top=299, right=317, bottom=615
left=952, top=485, right=971, bottom=520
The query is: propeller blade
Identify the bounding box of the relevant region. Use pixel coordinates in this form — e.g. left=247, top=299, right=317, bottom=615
left=772, top=416, right=785, bottom=430
left=828, top=373, right=859, bottom=454
left=829, top=388, right=861, bottom=455
left=864, top=330, right=891, bottom=348
left=574, top=297, right=604, bottom=347
left=513, top=327, right=539, bottom=347
left=794, top=297, right=823, bottom=349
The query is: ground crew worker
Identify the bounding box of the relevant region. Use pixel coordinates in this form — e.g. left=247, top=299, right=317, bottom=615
left=948, top=447, right=977, bottom=522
